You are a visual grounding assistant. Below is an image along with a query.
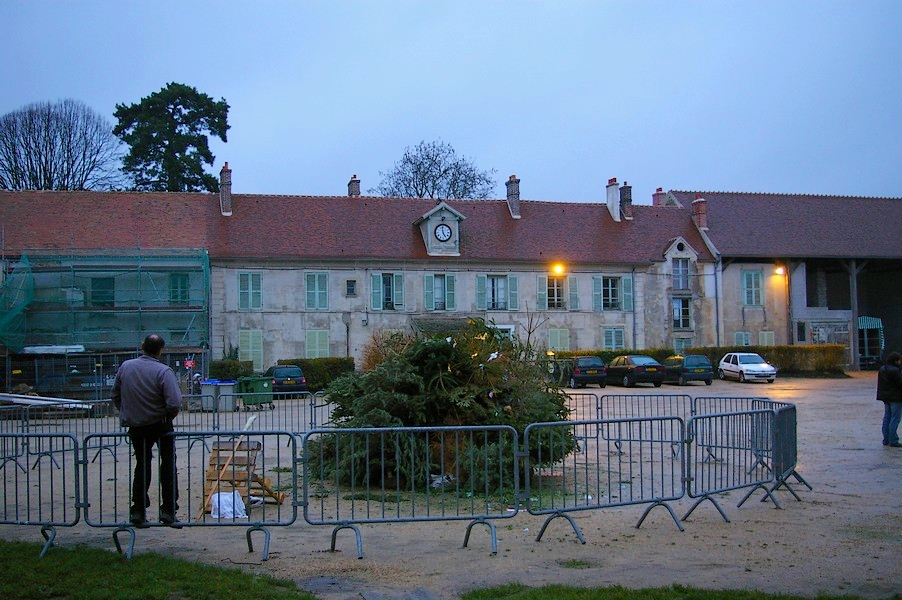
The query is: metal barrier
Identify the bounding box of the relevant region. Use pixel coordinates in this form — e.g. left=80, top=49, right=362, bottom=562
left=81, top=429, right=297, bottom=560
left=684, top=409, right=777, bottom=522
left=0, top=433, right=80, bottom=557
left=302, top=425, right=520, bottom=557
left=524, top=416, right=686, bottom=542
left=0, top=394, right=809, bottom=560
left=217, top=392, right=335, bottom=436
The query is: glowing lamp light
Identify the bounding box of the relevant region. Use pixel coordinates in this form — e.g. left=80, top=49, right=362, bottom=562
left=551, top=263, right=566, bottom=275
left=775, top=266, right=786, bottom=276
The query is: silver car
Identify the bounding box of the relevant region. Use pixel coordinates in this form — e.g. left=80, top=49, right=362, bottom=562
left=718, top=352, right=777, bottom=383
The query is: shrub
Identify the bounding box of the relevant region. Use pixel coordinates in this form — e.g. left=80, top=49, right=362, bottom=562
left=277, top=357, right=355, bottom=392
left=208, top=359, right=253, bottom=380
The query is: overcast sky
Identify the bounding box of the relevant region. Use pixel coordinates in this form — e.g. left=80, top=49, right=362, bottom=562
left=2, top=1, right=900, bottom=204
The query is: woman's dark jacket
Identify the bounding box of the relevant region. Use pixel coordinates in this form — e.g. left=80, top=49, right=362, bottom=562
left=876, top=362, right=902, bottom=403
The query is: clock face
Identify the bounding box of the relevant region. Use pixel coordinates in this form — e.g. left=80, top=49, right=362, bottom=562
left=434, top=223, right=452, bottom=242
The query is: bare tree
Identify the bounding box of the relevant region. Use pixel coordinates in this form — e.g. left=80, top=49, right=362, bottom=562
left=0, top=99, right=124, bottom=191
left=371, top=140, right=497, bottom=199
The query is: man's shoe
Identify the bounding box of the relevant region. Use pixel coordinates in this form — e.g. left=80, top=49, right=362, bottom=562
left=159, top=510, right=183, bottom=529
left=129, top=509, right=148, bottom=529
left=889, top=442, right=902, bottom=448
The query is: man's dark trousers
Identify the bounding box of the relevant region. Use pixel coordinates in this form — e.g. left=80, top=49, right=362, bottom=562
left=128, top=420, right=178, bottom=515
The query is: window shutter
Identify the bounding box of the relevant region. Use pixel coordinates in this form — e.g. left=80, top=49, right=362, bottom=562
left=239, top=329, right=264, bottom=372
left=424, top=274, right=435, bottom=311
left=305, top=273, right=315, bottom=309
left=393, top=273, right=404, bottom=308
left=476, top=275, right=487, bottom=310
left=568, top=275, right=579, bottom=311
left=446, top=274, right=456, bottom=310
left=318, top=273, right=328, bottom=309
left=622, top=275, right=634, bottom=311
left=371, top=273, right=382, bottom=310
left=251, top=273, right=262, bottom=309
left=508, top=275, right=519, bottom=310
left=306, top=330, right=329, bottom=358
left=537, top=275, right=548, bottom=311
left=592, top=276, right=603, bottom=312
left=549, top=328, right=560, bottom=350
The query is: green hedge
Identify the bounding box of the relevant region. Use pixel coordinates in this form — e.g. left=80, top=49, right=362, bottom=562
left=276, top=357, right=355, bottom=392
left=554, top=344, right=847, bottom=375
left=208, top=359, right=254, bottom=380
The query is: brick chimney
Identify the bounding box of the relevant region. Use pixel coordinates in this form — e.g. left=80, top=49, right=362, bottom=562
left=691, top=193, right=708, bottom=229
left=348, top=174, right=360, bottom=197
left=219, top=162, right=232, bottom=217
left=652, top=187, right=667, bottom=207
left=606, top=177, right=621, bottom=222
left=505, top=174, right=521, bottom=219
left=619, top=181, right=634, bottom=220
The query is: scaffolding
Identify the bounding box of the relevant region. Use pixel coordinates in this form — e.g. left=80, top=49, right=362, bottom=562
left=0, top=248, right=210, bottom=397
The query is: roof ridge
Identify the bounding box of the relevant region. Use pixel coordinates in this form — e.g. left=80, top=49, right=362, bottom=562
left=672, top=189, right=901, bottom=200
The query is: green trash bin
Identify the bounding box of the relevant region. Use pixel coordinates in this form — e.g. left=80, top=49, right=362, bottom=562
left=237, top=376, right=275, bottom=410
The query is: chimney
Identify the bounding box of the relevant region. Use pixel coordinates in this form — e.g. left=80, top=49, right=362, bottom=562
left=348, top=174, right=360, bottom=197
left=691, top=193, right=708, bottom=229
left=606, top=177, right=621, bottom=222
left=505, top=174, right=521, bottom=219
left=219, top=162, right=232, bottom=217
left=652, top=187, right=667, bottom=207
left=619, top=181, right=634, bottom=220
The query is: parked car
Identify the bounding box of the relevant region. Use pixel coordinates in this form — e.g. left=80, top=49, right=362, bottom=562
left=264, top=365, right=308, bottom=395
left=567, top=356, right=607, bottom=388
left=718, top=352, right=776, bottom=383
left=607, top=355, right=665, bottom=387
left=662, top=354, right=714, bottom=386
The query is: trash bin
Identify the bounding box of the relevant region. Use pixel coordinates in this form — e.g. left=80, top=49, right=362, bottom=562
left=237, top=376, right=274, bottom=410
left=200, top=379, right=238, bottom=412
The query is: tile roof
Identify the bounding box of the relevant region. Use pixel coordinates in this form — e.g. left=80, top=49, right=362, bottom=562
left=0, top=190, right=715, bottom=266
left=671, top=191, right=902, bottom=259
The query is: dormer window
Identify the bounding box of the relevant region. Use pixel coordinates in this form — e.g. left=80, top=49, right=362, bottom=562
left=414, top=202, right=465, bottom=257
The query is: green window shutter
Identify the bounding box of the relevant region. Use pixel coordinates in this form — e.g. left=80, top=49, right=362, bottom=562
left=371, top=273, right=382, bottom=310
left=549, top=328, right=560, bottom=350
left=306, top=330, right=329, bottom=358
left=305, top=273, right=316, bottom=309
left=592, top=276, right=603, bottom=312
left=424, top=274, right=435, bottom=311
left=251, top=273, right=262, bottom=309
left=622, top=275, right=634, bottom=311
left=393, top=273, right=404, bottom=308
left=562, top=328, right=570, bottom=350
left=317, top=273, right=328, bottom=309
left=508, top=275, right=518, bottom=310
left=446, top=274, right=456, bottom=310
left=238, top=329, right=264, bottom=372
left=537, top=275, right=548, bottom=311
left=476, top=275, right=487, bottom=310
left=568, top=275, right=579, bottom=311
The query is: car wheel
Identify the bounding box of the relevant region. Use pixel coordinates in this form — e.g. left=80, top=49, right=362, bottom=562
left=739, top=371, right=746, bottom=383
left=718, top=369, right=726, bottom=380
left=569, top=376, right=579, bottom=389
left=599, top=380, right=606, bottom=388
left=767, top=379, right=775, bottom=384
left=623, top=375, right=632, bottom=388
left=705, top=378, right=713, bottom=385
left=653, top=381, right=662, bottom=388
left=677, top=375, right=686, bottom=386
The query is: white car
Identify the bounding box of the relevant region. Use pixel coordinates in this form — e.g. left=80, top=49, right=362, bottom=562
left=718, top=352, right=777, bottom=383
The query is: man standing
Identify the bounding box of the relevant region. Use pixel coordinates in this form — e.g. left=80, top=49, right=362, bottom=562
left=876, top=351, right=902, bottom=448
left=112, top=334, right=183, bottom=526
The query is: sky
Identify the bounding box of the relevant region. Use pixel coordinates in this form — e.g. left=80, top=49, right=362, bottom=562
left=2, top=1, right=901, bottom=204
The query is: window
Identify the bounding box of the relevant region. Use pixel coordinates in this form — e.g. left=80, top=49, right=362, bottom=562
left=424, top=274, right=456, bottom=311
left=91, top=277, right=114, bottom=307
left=674, top=337, right=691, bottom=353
left=734, top=331, right=751, bottom=346
left=672, top=298, right=691, bottom=329
left=371, top=272, right=404, bottom=310
left=305, top=272, right=329, bottom=310
left=796, top=321, right=807, bottom=343
left=602, top=328, right=625, bottom=350
left=306, top=329, right=329, bottom=358
left=345, top=280, right=357, bottom=297
left=491, top=325, right=516, bottom=340
left=673, top=258, right=690, bottom=291
left=742, top=270, right=763, bottom=306
left=759, top=331, right=775, bottom=346
left=169, top=273, right=190, bottom=305
left=546, top=276, right=565, bottom=309
left=238, top=329, right=263, bottom=372
left=548, top=328, right=570, bottom=351
left=592, top=276, right=633, bottom=311
left=238, top=272, right=262, bottom=310
left=476, top=275, right=518, bottom=310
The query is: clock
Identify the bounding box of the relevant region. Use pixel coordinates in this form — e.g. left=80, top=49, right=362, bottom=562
left=434, top=223, right=452, bottom=242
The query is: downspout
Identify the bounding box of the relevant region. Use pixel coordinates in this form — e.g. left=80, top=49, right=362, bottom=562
left=632, top=267, right=638, bottom=349
left=714, top=257, right=721, bottom=347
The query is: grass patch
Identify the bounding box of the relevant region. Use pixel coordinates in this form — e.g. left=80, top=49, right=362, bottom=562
left=556, top=558, right=594, bottom=569
left=0, top=540, right=313, bottom=600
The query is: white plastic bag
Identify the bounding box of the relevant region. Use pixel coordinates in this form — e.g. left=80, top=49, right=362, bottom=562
left=210, top=491, right=247, bottom=519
